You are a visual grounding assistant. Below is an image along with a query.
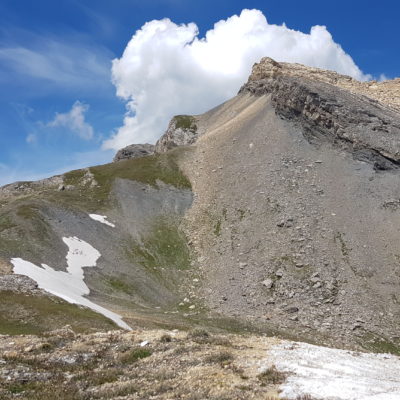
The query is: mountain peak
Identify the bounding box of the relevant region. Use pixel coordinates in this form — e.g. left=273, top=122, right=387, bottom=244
left=246, top=57, right=400, bottom=112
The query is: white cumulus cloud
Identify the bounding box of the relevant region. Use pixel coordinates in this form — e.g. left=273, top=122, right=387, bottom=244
left=103, top=9, right=369, bottom=151
left=48, top=101, right=94, bottom=140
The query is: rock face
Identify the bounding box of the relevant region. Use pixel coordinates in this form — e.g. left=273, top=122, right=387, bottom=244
left=176, top=59, right=400, bottom=350
left=113, top=143, right=155, bottom=162
left=155, top=115, right=199, bottom=153
left=246, top=57, right=400, bottom=112
left=239, top=58, right=400, bottom=170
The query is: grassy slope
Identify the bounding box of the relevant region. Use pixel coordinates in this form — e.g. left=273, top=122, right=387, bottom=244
left=60, top=149, right=191, bottom=212
left=0, top=291, right=117, bottom=335
left=0, top=149, right=194, bottom=335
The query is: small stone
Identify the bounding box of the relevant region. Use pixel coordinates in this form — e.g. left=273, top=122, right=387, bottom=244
left=286, top=306, right=299, bottom=314
left=188, top=305, right=196, bottom=310
left=275, top=269, right=284, bottom=278
left=262, top=279, right=274, bottom=289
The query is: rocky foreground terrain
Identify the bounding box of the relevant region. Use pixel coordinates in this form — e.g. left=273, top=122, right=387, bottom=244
left=1, top=58, right=400, bottom=399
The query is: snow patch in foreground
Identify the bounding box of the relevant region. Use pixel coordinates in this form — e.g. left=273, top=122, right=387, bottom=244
left=89, top=214, right=115, bottom=227
left=11, top=237, right=130, bottom=330
left=267, top=341, right=400, bottom=400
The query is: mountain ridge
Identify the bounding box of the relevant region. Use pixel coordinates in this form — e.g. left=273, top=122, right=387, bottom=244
left=0, top=57, right=399, bottom=353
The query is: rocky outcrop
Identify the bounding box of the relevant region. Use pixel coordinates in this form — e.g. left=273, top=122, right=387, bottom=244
left=113, top=143, right=155, bottom=162
left=246, top=57, right=400, bottom=112
left=155, top=115, right=198, bottom=153
left=240, top=58, right=400, bottom=170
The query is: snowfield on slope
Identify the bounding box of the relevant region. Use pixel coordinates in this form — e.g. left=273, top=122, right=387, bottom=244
left=267, top=341, right=400, bottom=400
left=89, top=213, right=116, bottom=227
left=11, top=237, right=130, bottom=330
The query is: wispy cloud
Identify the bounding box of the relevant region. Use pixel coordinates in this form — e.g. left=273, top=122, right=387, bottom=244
left=26, top=133, right=37, bottom=144
left=0, top=35, right=113, bottom=92
left=47, top=101, right=94, bottom=140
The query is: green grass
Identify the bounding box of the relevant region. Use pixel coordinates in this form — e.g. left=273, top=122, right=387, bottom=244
left=0, top=291, right=117, bottom=335
left=127, top=217, right=191, bottom=275
left=49, top=149, right=191, bottom=212
left=334, top=232, right=351, bottom=258
left=258, top=366, right=287, bottom=385
left=17, top=204, right=39, bottom=219
left=0, top=213, right=17, bottom=232
left=360, top=332, right=400, bottom=355
left=120, top=347, right=152, bottom=364
left=0, top=205, right=52, bottom=261
left=213, top=218, right=222, bottom=236
left=204, top=351, right=234, bottom=364
left=63, top=169, right=86, bottom=186
left=173, top=115, right=197, bottom=131
left=107, top=277, right=135, bottom=295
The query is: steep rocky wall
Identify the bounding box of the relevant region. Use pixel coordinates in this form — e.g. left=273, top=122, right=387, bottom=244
left=240, top=68, right=400, bottom=170
left=246, top=57, right=400, bottom=112
left=155, top=115, right=199, bottom=153
left=113, top=143, right=155, bottom=162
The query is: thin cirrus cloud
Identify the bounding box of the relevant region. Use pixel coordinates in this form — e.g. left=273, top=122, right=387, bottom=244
left=103, top=8, right=370, bottom=151
left=47, top=101, right=94, bottom=140
left=0, top=36, right=112, bottom=92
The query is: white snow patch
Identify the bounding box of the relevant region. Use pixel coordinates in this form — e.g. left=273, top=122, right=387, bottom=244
left=11, top=236, right=130, bottom=330
left=89, top=214, right=115, bottom=227
left=266, top=341, right=400, bottom=400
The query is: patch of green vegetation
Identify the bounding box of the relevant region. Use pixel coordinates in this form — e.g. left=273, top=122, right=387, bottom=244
left=63, top=169, right=86, bottom=186
left=360, top=332, right=400, bottom=355
left=120, top=347, right=152, bottom=364
left=74, top=368, right=122, bottom=386
left=0, top=291, right=117, bottom=335
left=258, top=366, right=287, bottom=385
left=0, top=213, right=16, bottom=232
left=3, top=377, right=85, bottom=400
left=17, top=204, right=39, bottom=219
left=237, top=208, right=246, bottom=221
left=173, top=115, right=197, bottom=131
left=214, top=218, right=222, bottom=236
left=91, top=150, right=190, bottom=191
left=127, top=217, right=191, bottom=276
left=5, top=381, right=42, bottom=395
left=51, top=148, right=191, bottom=212
left=204, top=351, right=234, bottom=364
left=107, top=277, right=134, bottom=295
left=334, top=232, right=351, bottom=258
left=0, top=204, right=53, bottom=261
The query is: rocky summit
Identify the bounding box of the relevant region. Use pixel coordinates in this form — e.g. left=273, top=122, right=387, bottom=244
left=1, top=58, right=400, bottom=399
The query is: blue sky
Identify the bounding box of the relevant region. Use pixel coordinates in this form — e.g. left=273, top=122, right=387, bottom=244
left=0, top=0, right=399, bottom=185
